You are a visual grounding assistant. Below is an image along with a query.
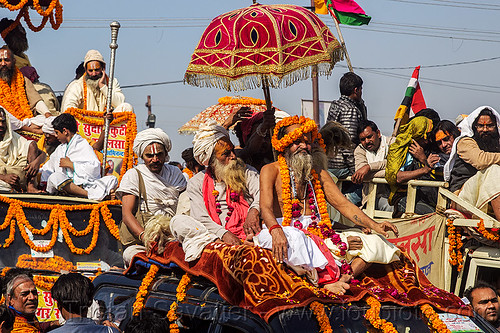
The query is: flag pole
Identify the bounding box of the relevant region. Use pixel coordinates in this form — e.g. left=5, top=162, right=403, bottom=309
left=329, top=9, right=354, bottom=73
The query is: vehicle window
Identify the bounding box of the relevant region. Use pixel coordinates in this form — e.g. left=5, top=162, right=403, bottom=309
left=93, top=285, right=137, bottom=329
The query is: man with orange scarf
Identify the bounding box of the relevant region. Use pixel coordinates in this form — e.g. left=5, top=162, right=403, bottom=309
left=170, top=120, right=261, bottom=261
left=257, top=116, right=399, bottom=295
left=4, top=271, right=59, bottom=332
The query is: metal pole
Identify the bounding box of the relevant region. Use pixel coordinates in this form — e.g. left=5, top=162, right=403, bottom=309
left=102, top=21, right=120, bottom=176
left=310, top=0, right=320, bottom=125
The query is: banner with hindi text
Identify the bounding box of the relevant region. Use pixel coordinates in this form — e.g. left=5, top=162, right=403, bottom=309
left=387, top=213, right=447, bottom=289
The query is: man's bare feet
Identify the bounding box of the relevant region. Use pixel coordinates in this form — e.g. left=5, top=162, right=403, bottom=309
left=324, top=281, right=350, bottom=295
left=339, top=273, right=353, bottom=284
left=27, top=183, right=42, bottom=193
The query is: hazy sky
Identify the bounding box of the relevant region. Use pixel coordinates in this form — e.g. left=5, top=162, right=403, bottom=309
left=7, top=0, right=499, bottom=161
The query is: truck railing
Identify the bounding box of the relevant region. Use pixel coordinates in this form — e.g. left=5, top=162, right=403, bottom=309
left=337, top=177, right=448, bottom=219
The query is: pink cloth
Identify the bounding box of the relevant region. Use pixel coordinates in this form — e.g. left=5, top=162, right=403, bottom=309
left=240, top=112, right=264, bottom=145
left=202, top=170, right=248, bottom=239
left=301, top=228, right=340, bottom=284
left=332, top=0, right=367, bottom=15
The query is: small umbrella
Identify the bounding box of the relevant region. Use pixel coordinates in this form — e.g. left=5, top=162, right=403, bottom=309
left=178, top=96, right=283, bottom=134
left=184, top=3, right=343, bottom=109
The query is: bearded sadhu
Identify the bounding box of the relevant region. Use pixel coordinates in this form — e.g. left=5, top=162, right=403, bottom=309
left=61, top=49, right=133, bottom=113
left=257, top=116, right=400, bottom=295
left=169, top=120, right=261, bottom=261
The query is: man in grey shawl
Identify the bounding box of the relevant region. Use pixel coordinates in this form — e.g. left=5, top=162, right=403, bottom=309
left=116, top=128, right=187, bottom=265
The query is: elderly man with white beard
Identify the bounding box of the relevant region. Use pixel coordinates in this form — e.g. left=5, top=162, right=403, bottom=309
left=257, top=116, right=399, bottom=295
left=61, top=49, right=133, bottom=113
left=117, top=128, right=187, bottom=266
left=169, top=120, right=261, bottom=261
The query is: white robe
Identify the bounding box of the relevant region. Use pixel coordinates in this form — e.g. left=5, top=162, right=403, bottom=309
left=61, top=76, right=132, bottom=113
left=116, top=163, right=187, bottom=217
left=256, top=216, right=400, bottom=271
left=41, top=134, right=117, bottom=200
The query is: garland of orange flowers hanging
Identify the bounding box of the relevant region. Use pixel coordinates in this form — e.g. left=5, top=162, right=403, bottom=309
left=167, top=273, right=192, bottom=333
left=272, top=115, right=324, bottom=153
left=477, top=218, right=500, bottom=241
left=218, top=96, right=267, bottom=105
left=0, top=0, right=62, bottom=38
left=309, top=301, right=333, bottom=333
left=65, top=107, right=137, bottom=182
left=0, top=195, right=121, bottom=254
left=0, top=67, right=33, bottom=120
left=364, top=296, right=398, bottom=333
left=182, top=168, right=194, bottom=179
left=132, top=264, right=160, bottom=316
left=33, top=275, right=58, bottom=291
left=420, top=304, right=451, bottom=333
left=447, top=219, right=463, bottom=272
left=17, top=253, right=76, bottom=272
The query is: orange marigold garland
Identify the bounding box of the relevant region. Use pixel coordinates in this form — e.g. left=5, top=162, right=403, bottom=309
left=447, top=219, right=464, bottom=272
left=364, top=296, right=398, bottom=333
left=32, top=275, right=58, bottom=291
left=167, top=273, right=192, bottom=333
left=65, top=108, right=138, bottom=182
left=0, top=195, right=121, bottom=254
left=477, top=218, right=500, bottom=241
left=309, top=301, right=333, bottom=333
left=0, top=67, right=33, bottom=120
left=17, top=254, right=76, bottom=272
left=420, top=304, right=451, bottom=333
left=218, top=96, right=267, bottom=105
left=132, top=264, right=160, bottom=316
left=272, top=116, right=324, bottom=153
left=182, top=168, right=194, bottom=179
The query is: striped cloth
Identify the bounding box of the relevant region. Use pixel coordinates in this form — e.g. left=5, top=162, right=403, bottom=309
left=326, top=95, right=367, bottom=173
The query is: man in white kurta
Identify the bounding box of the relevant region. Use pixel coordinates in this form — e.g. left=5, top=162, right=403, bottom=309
left=40, top=113, right=117, bottom=200
left=116, top=128, right=187, bottom=265
left=61, top=49, right=133, bottom=113
left=0, top=107, right=45, bottom=192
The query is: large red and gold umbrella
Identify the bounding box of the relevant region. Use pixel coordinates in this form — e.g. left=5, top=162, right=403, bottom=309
left=178, top=96, right=283, bottom=134
left=184, top=3, right=342, bottom=108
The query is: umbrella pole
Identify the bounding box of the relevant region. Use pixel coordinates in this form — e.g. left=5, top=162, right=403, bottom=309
left=329, top=9, right=354, bottom=73
left=261, top=77, right=277, bottom=161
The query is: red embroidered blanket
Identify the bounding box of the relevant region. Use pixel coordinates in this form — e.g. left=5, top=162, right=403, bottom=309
left=126, top=241, right=472, bottom=322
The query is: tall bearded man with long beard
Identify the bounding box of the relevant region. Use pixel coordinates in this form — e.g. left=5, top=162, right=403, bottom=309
left=258, top=116, right=400, bottom=295
left=61, top=49, right=133, bottom=113
left=169, top=120, right=261, bottom=262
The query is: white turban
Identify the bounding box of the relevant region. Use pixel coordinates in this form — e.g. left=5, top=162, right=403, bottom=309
left=192, top=120, right=229, bottom=166
left=133, top=128, right=172, bottom=161
left=41, top=116, right=56, bottom=135
left=84, top=49, right=105, bottom=67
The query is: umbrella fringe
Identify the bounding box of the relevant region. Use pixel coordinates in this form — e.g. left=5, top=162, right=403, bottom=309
left=184, top=48, right=344, bottom=92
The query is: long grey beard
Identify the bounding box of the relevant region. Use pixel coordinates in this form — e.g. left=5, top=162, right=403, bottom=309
left=286, top=150, right=313, bottom=184
left=85, top=76, right=101, bottom=95
left=212, top=157, right=247, bottom=194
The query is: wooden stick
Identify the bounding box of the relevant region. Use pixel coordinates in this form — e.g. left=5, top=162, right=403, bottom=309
left=329, top=9, right=353, bottom=72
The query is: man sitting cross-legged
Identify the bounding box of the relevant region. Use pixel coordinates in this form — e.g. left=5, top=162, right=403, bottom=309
left=40, top=113, right=117, bottom=200
left=257, top=116, right=400, bottom=295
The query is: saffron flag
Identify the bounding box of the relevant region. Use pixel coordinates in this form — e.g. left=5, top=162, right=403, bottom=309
left=322, top=0, right=371, bottom=26
left=314, top=0, right=328, bottom=14
left=394, top=66, right=427, bottom=122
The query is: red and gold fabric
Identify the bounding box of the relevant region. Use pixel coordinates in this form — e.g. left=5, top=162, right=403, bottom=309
left=185, top=3, right=342, bottom=91
left=127, top=242, right=472, bottom=322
